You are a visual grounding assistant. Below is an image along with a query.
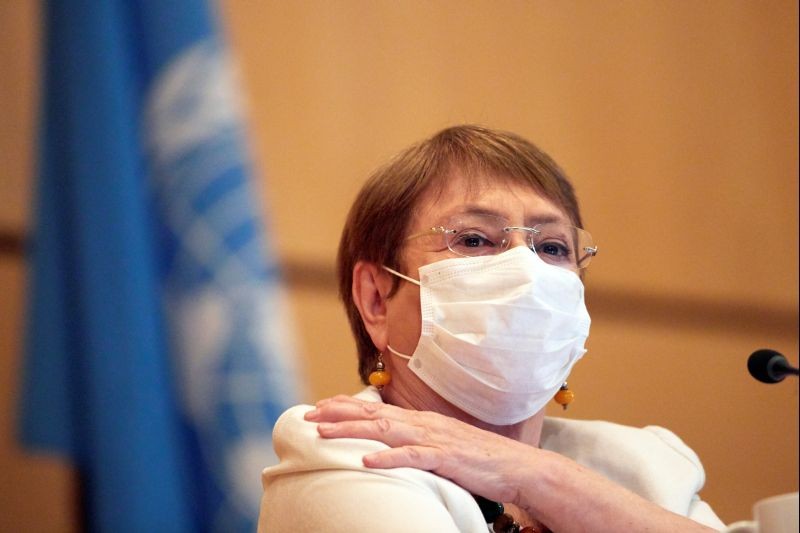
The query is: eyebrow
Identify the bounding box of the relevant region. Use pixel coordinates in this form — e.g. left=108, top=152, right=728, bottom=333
left=440, top=204, right=569, bottom=226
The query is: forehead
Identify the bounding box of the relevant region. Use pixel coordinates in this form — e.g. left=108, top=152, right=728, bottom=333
left=409, top=170, right=570, bottom=231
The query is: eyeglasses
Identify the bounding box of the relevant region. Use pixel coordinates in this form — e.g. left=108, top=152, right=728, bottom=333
left=407, top=212, right=598, bottom=269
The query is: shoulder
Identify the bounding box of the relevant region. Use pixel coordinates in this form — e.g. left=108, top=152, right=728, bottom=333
left=540, top=417, right=705, bottom=474
left=258, top=388, right=487, bottom=533
left=263, top=387, right=393, bottom=476
left=540, top=418, right=708, bottom=516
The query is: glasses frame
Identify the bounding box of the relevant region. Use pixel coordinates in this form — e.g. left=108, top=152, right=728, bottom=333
left=407, top=220, right=598, bottom=269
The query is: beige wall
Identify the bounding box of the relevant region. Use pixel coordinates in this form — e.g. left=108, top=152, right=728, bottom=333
left=1, top=1, right=797, bottom=530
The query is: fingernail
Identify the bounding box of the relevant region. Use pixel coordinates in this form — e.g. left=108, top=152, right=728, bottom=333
left=318, top=422, right=333, bottom=432
left=304, top=409, right=319, bottom=421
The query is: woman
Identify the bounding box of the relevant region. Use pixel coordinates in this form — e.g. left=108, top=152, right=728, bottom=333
left=258, top=125, right=724, bottom=532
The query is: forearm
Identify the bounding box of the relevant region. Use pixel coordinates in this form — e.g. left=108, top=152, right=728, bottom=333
left=307, top=397, right=721, bottom=532
left=517, top=449, right=718, bottom=533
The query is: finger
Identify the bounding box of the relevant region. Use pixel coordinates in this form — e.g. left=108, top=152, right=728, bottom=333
left=316, top=418, right=426, bottom=447
left=305, top=400, right=380, bottom=423
left=314, top=394, right=363, bottom=407
left=363, top=445, right=444, bottom=471
left=306, top=397, right=415, bottom=424
left=316, top=395, right=418, bottom=418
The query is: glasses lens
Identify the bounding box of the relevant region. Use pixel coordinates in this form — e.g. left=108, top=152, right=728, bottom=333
left=444, top=213, right=509, bottom=257
left=531, top=223, right=595, bottom=269
left=440, top=214, right=596, bottom=269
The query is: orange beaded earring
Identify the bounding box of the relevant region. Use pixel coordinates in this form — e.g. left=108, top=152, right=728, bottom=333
left=553, top=382, right=574, bottom=410
left=368, top=353, right=391, bottom=390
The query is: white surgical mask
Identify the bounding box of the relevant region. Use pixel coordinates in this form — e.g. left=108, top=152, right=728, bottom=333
left=383, top=245, right=590, bottom=425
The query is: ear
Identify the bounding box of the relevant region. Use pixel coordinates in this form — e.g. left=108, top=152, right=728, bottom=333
left=352, top=261, right=393, bottom=352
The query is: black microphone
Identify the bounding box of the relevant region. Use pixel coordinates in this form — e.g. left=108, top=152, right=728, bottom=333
left=747, top=349, right=799, bottom=383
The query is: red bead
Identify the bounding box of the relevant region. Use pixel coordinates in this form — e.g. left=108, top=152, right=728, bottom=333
left=493, top=513, right=519, bottom=532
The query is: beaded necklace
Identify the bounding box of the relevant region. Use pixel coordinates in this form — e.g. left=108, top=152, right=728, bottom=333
left=473, top=495, right=551, bottom=533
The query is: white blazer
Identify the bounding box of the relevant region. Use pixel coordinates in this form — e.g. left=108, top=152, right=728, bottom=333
left=259, top=387, right=724, bottom=532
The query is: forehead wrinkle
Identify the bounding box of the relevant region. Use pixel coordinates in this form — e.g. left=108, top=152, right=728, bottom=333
left=435, top=205, right=570, bottom=228
left=410, top=168, right=570, bottom=233
left=524, top=214, right=569, bottom=226
left=441, top=204, right=508, bottom=223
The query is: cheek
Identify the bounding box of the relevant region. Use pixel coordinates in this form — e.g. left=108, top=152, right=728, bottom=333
left=387, top=284, right=422, bottom=351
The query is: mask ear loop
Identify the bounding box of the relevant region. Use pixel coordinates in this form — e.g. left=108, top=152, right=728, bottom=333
left=380, top=267, right=418, bottom=365
left=381, top=266, right=421, bottom=286
left=386, top=344, right=412, bottom=361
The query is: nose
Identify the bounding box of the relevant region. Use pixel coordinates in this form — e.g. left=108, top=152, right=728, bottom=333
left=503, top=227, right=535, bottom=251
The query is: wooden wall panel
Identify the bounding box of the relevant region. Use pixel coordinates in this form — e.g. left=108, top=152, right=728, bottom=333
left=224, top=1, right=799, bottom=523
left=224, top=0, right=798, bottom=308
left=0, top=257, right=77, bottom=533
left=1, top=1, right=797, bottom=529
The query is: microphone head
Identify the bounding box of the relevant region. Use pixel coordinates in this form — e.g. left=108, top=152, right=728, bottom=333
left=748, top=349, right=788, bottom=383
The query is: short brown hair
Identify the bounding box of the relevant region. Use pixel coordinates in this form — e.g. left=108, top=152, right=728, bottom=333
left=336, top=125, right=584, bottom=384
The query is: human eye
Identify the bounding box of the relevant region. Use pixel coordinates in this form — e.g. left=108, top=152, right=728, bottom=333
left=449, top=228, right=500, bottom=256
left=533, top=225, right=576, bottom=265
left=537, top=241, right=572, bottom=259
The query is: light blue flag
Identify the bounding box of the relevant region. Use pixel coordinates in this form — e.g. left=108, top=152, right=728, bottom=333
left=19, top=1, right=300, bottom=531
